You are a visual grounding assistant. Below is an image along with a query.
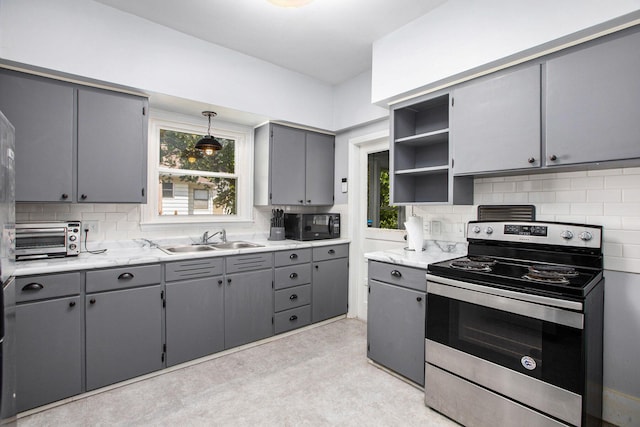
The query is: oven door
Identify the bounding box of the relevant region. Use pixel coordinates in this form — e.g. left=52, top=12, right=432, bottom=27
left=426, top=275, right=584, bottom=426
left=15, top=227, right=67, bottom=258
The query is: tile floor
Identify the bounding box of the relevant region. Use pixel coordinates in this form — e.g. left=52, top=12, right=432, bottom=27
left=17, top=319, right=459, bottom=426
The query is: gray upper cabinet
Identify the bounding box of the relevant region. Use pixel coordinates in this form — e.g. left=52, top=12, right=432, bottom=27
left=77, top=88, right=148, bottom=203
left=0, top=70, right=75, bottom=202
left=545, top=28, right=640, bottom=166
left=0, top=70, right=148, bottom=203
left=452, top=64, right=541, bottom=175
left=254, top=123, right=335, bottom=206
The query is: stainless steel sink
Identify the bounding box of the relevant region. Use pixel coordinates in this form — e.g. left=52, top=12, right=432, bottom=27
left=159, top=241, right=264, bottom=254
left=210, top=241, right=264, bottom=250
left=159, top=244, right=218, bottom=254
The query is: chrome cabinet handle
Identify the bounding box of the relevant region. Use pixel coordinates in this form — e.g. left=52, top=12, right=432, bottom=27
left=289, top=253, right=298, bottom=260
left=289, top=294, right=298, bottom=300
left=549, top=154, right=558, bottom=161
left=289, top=272, right=298, bottom=279
left=289, top=315, right=298, bottom=322
left=527, top=157, right=535, bottom=164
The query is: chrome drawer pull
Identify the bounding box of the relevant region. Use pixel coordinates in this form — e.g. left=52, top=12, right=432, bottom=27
left=390, top=270, right=402, bottom=278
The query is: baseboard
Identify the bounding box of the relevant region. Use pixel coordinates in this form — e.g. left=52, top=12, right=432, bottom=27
left=603, top=387, right=640, bottom=427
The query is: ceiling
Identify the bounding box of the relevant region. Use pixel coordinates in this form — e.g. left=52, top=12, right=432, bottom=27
left=94, top=0, right=446, bottom=85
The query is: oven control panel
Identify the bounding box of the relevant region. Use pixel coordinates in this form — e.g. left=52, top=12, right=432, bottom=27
left=467, top=221, right=602, bottom=248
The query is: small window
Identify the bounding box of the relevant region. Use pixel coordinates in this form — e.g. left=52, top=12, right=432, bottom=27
left=193, top=188, right=209, bottom=210
left=368, top=150, right=405, bottom=229
left=162, top=182, right=174, bottom=198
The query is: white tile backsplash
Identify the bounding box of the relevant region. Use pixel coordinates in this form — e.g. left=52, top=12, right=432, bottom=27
left=411, top=166, right=640, bottom=274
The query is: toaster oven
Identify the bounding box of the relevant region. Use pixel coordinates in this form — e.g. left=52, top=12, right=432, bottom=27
left=15, top=221, right=81, bottom=260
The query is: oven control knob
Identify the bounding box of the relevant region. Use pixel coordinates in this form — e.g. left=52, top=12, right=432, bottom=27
left=472, top=226, right=481, bottom=234
left=485, top=227, right=494, bottom=235
left=69, top=244, right=77, bottom=250
left=560, top=230, right=574, bottom=240
left=69, top=235, right=77, bottom=242
left=579, top=231, right=593, bottom=241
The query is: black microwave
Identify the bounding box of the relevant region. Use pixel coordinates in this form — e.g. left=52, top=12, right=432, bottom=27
left=284, top=213, right=340, bottom=241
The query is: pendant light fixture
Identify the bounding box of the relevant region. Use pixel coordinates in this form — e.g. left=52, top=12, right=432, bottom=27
left=195, top=111, right=222, bottom=155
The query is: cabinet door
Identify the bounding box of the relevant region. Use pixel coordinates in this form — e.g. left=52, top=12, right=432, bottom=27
left=312, top=257, right=348, bottom=322
left=367, top=280, right=425, bottom=385
left=305, top=132, right=334, bottom=205
left=77, top=88, right=147, bottom=203
left=0, top=71, right=74, bottom=202
left=224, top=269, right=273, bottom=349
left=85, top=285, right=162, bottom=391
left=16, top=296, right=82, bottom=412
left=166, top=277, right=225, bottom=366
left=545, top=29, right=640, bottom=165
left=452, top=65, right=541, bottom=174
left=270, top=124, right=306, bottom=205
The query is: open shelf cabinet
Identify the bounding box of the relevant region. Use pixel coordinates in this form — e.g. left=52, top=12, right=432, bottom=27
left=391, top=92, right=473, bottom=205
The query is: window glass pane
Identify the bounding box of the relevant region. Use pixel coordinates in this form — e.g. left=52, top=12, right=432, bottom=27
left=367, top=151, right=405, bottom=229
left=159, top=129, right=235, bottom=174
left=162, top=182, right=174, bottom=198
left=158, top=176, right=236, bottom=216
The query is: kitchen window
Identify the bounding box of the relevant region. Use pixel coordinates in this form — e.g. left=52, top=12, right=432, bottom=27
left=142, top=112, right=253, bottom=225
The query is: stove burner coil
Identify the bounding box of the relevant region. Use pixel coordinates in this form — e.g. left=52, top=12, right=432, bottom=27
left=522, top=272, right=570, bottom=285
left=467, top=256, right=496, bottom=264
left=450, top=260, right=493, bottom=272
left=529, top=264, right=579, bottom=277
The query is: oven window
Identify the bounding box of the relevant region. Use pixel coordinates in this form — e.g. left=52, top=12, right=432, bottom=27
left=16, top=235, right=65, bottom=249
left=427, top=293, right=583, bottom=394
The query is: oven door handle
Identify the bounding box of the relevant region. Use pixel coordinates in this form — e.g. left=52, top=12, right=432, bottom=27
left=427, top=279, right=584, bottom=330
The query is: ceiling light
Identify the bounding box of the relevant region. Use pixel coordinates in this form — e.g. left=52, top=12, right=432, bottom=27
left=267, top=0, right=314, bottom=8
left=195, top=111, right=222, bottom=156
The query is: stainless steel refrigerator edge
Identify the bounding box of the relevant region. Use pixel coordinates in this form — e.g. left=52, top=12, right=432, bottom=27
left=0, top=111, right=17, bottom=425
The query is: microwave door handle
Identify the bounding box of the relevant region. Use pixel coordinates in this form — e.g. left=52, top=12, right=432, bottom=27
left=328, top=216, right=333, bottom=234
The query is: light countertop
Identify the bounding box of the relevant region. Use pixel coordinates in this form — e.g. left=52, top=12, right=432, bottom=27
left=14, top=235, right=351, bottom=277
left=364, top=240, right=467, bottom=270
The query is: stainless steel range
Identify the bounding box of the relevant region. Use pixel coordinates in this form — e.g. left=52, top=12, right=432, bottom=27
left=425, top=221, right=604, bottom=427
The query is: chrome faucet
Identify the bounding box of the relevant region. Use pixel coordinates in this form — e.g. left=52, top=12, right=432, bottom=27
left=201, top=229, right=227, bottom=244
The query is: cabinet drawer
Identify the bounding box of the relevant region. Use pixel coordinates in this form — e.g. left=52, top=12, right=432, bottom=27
left=225, top=252, right=273, bottom=274
left=86, top=264, right=161, bottom=293
left=312, top=244, right=348, bottom=261
left=275, top=284, right=311, bottom=312
left=274, top=248, right=311, bottom=267
left=165, top=258, right=223, bottom=282
left=368, top=261, right=426, bottom=292
left=274, top=305, right=311, bottom=334
left=274, top=264, right=311, bottom=290
left=16, top=272, right=81, bottom=303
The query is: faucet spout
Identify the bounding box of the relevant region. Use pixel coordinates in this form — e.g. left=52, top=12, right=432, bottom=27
left=201, top=229, right=227, bottom=244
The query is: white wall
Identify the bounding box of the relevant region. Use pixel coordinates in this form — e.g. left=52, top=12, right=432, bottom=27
left=372, top=0, right=640, bottom=103
left=332, top=70, right=388, bottom=131
left=0, top=0, right=334, bottom=130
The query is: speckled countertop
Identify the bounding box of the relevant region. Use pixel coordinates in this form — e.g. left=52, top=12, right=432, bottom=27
left=364, top=240, right=467, bottom=270
left=14, top=234, right=351, bottom=277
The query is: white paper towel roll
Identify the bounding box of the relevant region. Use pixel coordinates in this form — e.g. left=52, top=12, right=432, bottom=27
left=404, top=216, right=424, bottom=251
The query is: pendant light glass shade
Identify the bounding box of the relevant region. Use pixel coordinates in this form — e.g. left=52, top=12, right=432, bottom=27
left=195, top=111, right=222, bottom=155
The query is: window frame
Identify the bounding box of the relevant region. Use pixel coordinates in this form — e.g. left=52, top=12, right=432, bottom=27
left=141, top=111, right=254, bottom=227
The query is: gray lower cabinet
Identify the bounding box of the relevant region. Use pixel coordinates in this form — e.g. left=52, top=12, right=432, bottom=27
left=165, top=259, right=225, bottom=366
left=312, top=244, right=349, bottom=322
left=85, top=265, right=163, bottom=391
left=367, top=261, right=426, bottom=386
left=15, top=273, right=83, bottom=412
left=224, top=254, right=274, bottom=349
left=452, top=64, right=541, bottom=174
left=545, top=27, right=640, bottom=166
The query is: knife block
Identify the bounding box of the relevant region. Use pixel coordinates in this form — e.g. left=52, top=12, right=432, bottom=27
left=269, top=226, right=285, bottom=241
